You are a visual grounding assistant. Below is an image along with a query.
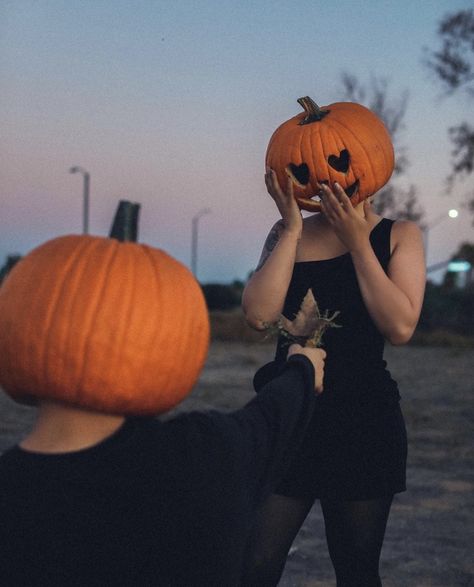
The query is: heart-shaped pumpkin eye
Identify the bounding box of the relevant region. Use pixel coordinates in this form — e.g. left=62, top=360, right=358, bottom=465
left=328, top=149, right=350, bottom=173
left=287, top=163, right=310, bottom=185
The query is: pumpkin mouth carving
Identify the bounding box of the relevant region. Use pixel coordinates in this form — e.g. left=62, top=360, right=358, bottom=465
left=287, top=157, right=360, bottom=203
left=306, top=179, right=360, bottom=202
left=344, top=179, right=360, bottom=198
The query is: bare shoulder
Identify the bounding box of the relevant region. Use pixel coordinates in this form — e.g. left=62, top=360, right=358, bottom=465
left=391, top=219, right=424, bottom=251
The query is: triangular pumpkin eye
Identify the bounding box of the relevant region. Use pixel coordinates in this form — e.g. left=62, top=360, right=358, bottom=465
left=287, top=163, right=310, bottom=185
left=328, top=149, right=350, bottom=173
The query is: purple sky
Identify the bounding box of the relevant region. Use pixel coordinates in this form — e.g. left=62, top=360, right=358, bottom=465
left=1, top=0, right=472, bottom=283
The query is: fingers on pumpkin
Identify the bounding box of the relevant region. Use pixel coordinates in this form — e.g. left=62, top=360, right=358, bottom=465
left=265, top=168, right=277, bottom=193
left=334, top=183, right=353, bottom=210
left=321, top=185, right=345, bottom=221
left=319, top=188, right=335, bottom=221
left=286, top=175, right=294, bottom=198
left=320, top=184, right=337, bottom=206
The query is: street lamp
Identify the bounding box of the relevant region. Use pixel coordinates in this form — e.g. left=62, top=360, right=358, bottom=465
left=69, top=166, right=90, bottom=234
left=423, top=208, right=459, bottom=263
left=191, top=208, right=211, bottom=278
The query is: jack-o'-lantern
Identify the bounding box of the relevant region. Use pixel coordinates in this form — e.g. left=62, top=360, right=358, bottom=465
left=266, top=96, right=395, bottom=212
left=0, top=201, right=210, bottom=416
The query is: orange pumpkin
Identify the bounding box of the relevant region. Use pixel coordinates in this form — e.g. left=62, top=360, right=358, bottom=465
left=0, top=202, right=210, bottom=416
left=266, top=96, right=395, bottom=212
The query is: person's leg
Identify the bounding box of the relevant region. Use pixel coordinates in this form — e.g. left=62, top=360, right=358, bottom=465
left=241, top=492, right=314, bottom=587
left=320, top=495, right=394, bottom=587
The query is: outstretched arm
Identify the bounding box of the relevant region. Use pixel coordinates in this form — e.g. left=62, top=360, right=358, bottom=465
left=319, top=183, right=426, bottom=345
left=227, top=346, right=325, bottom=503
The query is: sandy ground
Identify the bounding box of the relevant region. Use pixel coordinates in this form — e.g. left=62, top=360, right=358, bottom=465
left=1, top=342, right=473, bottom=586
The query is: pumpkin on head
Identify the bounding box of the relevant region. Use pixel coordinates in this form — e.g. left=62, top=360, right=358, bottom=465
left=0, top=201, right=210, bottom=416
left=266, top=96, right=395, bottom=212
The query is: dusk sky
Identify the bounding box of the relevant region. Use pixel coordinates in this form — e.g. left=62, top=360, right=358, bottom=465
left=1, top=0, right=473, bottom=283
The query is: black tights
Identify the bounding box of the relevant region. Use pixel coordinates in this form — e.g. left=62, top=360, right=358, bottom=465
left=241, top=493, right=393, bottom=587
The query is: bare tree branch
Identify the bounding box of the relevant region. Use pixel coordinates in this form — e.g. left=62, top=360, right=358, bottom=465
left=425, top=10, right=474, bottom=96
left=424, top=9, right=474, bottom=222
left=339, top=73, right=422, bottom=222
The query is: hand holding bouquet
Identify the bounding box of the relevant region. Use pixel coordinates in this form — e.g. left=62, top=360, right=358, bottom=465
left=264, top=289, right=340, bottom=348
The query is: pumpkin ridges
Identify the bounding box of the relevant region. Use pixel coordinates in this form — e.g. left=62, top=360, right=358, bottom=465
left=139, top=247, right=208, bottom=413
left=52, top=239, right=98, bottom=399
left=73, top=238, right=121, bottom=407
left=266, top=98, right=394, bottom=211
left=131, top=245, right=163, bottom=408
left=104, top=242, right=157, bottom=409
left=307, top=122, right=323, bottom=200
left=141, top=245, right=208, bottom=411
left=149, top=249, right=179, bottom=403
left=114, top=241, right=145, bottom=401
left=331, top=103, right=394, bottom=194
left=86, top=241, right=148, bottom=413
left=143, top=249, right=177, bottom=408
left=59, top=239, right=108, bottom=403
left=2, top=236, right=97, bottom=400
left=329, top=104, right=380, bottom=192
left=323, top=121, right=345, bottom=188
left=299, top=122, right=324, bottom=209
left=329, top=117, right=378, bottom=199
left=0, top=229, right=210, bottom=416
left=325, top=104, right=390, bottom=200
left=94, top=241, right=138, bottom=410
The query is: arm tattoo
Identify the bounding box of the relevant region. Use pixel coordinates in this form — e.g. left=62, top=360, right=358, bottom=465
left=255, top=221, right=284, bottom=272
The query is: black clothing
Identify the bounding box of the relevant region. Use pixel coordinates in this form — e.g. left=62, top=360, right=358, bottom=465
left=320, top=495, right=393, bottom=587
left=241, top=493, right=393, bottom=587
left=269, top=218, right=407, bottom=500
left=0, top=356, right=316, bottom=587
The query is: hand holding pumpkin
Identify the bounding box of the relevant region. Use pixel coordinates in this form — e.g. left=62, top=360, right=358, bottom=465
left=265, top=168, right=302, bottom=238
left=265, top=96, right=394, bottom=213
left=319, top=183, right=376, bottom=254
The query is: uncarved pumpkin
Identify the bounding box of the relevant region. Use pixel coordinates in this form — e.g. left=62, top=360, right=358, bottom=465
left=0, top=202, right=210, bottom=416
left=266, top=97, right=395, bottom=212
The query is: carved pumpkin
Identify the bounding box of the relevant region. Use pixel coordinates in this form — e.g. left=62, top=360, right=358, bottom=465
left=266, top=96, right=395, bottom=212
left=0, top=201, right=210, bottom=416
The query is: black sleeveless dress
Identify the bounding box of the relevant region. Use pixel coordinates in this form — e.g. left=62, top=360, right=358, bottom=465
left=270, top=218, right=407, bottom=501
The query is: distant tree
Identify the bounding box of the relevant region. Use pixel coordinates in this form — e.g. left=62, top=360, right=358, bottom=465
left=424, top=9, right=474, bottom=220
left=419, top=280, right=474, bottom=335
left=339, top=73, right=424, bottom=223
left=201, top=283, right=242, bottom=311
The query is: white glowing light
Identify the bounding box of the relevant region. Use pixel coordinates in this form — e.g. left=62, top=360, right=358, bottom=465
left=448, top=209, right=459, bottom=218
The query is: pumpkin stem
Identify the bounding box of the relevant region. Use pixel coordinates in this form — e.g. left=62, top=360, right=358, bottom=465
left=297, top=96, right=330, bottom=125
left=109, top=200, right=141, bottom=242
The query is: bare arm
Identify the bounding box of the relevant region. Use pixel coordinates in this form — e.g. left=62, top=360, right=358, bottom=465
left=242, top=170, right=302, bottom=330
left=320, top=183, right=426, bottom=345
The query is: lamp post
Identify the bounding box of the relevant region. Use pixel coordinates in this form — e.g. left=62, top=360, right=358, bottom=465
left=69, top=166, right=90, bottom=234
left=191, top=208, right=211, bottom=278
left=423, top=208, right=458, bottom=263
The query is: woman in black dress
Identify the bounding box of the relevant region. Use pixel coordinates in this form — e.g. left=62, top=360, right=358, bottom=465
left=241, top=171, right=426, bottom=586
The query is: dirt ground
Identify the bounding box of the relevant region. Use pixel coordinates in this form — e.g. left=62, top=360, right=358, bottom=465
left=1, top=342, right=473, bottom=586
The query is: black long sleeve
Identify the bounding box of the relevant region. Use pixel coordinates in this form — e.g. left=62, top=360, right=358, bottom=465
left=208, top=354, right=317, bottom=505
left=0, top=355, right=318, bottom=587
